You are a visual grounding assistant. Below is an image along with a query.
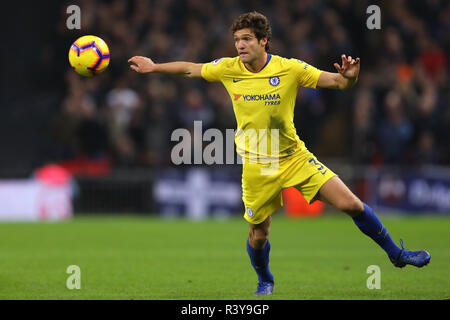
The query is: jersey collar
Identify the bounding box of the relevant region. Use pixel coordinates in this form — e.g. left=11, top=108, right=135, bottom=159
left=243, top=53, right=272, bottom=73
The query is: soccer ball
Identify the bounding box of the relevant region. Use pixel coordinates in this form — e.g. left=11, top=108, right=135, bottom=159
left=68, top=35, right=110, bottom=77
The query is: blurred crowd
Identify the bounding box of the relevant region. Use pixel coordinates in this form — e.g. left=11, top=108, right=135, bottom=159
left=53, top=0, right=449, bottom=172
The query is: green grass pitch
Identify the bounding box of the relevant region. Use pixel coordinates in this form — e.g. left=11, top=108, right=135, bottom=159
left=0, top=213, right=449, bottom=300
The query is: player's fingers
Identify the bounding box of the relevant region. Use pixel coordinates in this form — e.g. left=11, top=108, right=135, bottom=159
left=129, top=56, right=145, bottom=63
left=348, top=56, right=352, bottom=62
left=355, top=57, right=360, bottom=64
left=334, top=63, right=342, bottom=73
left=130, top=65, right=139, bottom=72
left=342, top=55, right=349, bottom=66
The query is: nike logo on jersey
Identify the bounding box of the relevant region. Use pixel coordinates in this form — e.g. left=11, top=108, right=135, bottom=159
left=233, top=79, right=243, bottom=83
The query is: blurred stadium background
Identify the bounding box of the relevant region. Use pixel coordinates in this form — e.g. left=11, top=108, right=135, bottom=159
left=0, top=0, right=449, bottom=220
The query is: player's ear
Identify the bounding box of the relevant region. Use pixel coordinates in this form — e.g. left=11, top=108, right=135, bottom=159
left=259, top=37, right=268, bottom=48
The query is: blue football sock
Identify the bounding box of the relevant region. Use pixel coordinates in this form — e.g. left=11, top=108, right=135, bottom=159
left=352, top=203, right=401, bottom=260
left=247, top=239, right=274, bottom=284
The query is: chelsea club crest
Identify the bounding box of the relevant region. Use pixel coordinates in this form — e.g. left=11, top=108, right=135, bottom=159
left=269, top=76, right=280, bottom=86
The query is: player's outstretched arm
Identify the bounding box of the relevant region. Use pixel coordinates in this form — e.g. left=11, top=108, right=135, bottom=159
left=128, top=56, right=203, bottom=78
left=317, top=54, right=360, bottom=90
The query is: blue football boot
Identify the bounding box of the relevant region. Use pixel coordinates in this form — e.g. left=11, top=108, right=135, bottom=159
left=390, top=239, right=431, bottom=268
left=254, top=281, right=274, bottom=295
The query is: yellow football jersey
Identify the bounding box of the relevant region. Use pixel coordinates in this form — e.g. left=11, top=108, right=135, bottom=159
left=201, top=54, right=322, bottom=162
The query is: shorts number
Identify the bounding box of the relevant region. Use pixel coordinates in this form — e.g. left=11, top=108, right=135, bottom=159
left=309, top=157, right=327, bottom=175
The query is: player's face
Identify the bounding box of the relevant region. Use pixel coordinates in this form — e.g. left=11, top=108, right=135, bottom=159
left=233, top=28, right=267, bottom=64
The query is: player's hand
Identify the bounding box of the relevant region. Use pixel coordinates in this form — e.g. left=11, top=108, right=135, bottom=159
left=128, top=56, right=156, bottom=73
left=333, top=54, right=360, bottom=79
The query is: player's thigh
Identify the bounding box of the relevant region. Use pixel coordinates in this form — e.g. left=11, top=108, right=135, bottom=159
left=315, top=176, right=363, bottom=216
left=287, top=153, right=337, bottom=204
left=242, top=162, right=282, bottom=225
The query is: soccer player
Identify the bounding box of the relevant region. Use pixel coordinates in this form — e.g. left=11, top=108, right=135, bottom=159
left=129, top=11, right=431, bottom=295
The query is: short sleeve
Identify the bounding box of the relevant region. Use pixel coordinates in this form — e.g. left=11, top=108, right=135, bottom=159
left=201, top=58, right=227, bottom=82
left=290, top=58, right=323, bottom=89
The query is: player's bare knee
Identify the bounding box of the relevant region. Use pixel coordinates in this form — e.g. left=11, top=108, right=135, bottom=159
left=249, top=228, right=269, bottom=249
left=251, top=235, right=268, bottom=249
left=339, top=197, right=364, bottom=217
